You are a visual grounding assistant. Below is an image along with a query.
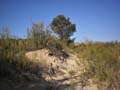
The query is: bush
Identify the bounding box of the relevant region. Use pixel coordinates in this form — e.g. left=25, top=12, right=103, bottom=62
left=27, top=23, right=51, bottom=49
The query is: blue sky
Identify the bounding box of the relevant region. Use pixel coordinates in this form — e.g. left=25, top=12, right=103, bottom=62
left=0, top=0, right=120, bottom=42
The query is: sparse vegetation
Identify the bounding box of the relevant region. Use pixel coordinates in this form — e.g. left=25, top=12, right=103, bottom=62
left=75, top=41, right=120, bottom=90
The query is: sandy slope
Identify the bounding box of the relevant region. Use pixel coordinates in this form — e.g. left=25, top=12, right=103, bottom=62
left=24, top=49, right=98, bottom=90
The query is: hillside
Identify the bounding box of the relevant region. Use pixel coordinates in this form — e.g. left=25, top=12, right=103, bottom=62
left=0, top=16, right=120, bottom=90
left=0, top=41, right=120, bottom=90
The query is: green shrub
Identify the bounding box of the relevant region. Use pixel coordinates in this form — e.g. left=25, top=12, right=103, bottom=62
left=27, top=23, right=51, bottom=49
